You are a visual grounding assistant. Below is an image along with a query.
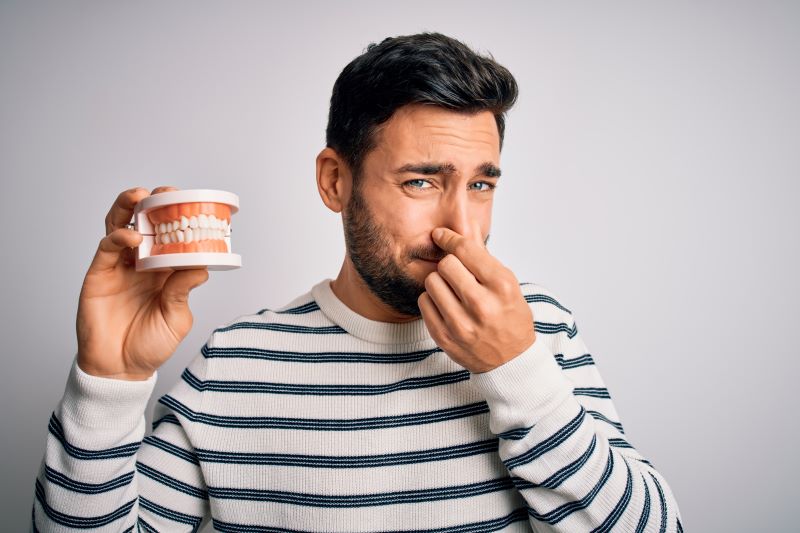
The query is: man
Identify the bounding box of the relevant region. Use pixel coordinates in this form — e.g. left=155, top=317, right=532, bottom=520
left=32, top=32, right=683, bottom=531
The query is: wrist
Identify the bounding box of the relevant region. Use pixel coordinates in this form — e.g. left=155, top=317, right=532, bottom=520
left=76, top=356, right=155, bottom=381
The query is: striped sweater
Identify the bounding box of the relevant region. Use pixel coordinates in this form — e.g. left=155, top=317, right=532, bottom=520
left=33, top=278, right=683, bottom=532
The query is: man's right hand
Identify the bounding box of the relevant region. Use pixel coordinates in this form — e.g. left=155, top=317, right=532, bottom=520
left=76, top=186, right=210, bottom=381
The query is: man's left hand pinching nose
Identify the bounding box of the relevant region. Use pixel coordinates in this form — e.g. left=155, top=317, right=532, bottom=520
left=417, top=218, right=537, bottom=374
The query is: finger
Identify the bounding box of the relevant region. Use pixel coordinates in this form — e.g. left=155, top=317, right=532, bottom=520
left=431, top=226, right=499, bottom=285
left=151, top=185, right=178, bottom=195
left=104, top=188, right=150, bottom=235
left=424, top=272, right=472, bottom=330
left=161, top=268, right=209, bottom=332
left=436, top=253, right=483, bottom=307
left=162, top=268, right=209, bottom=305
left=418, top=291, right=452, bottom=348
left=89, top=228, right=143, bottom=272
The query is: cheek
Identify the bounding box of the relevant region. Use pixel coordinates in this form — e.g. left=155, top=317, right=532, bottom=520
left=385, top=203, right=435, bottom=242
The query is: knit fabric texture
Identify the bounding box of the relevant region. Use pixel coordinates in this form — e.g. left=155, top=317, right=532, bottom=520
left=32, top=278, right=682, bottom=532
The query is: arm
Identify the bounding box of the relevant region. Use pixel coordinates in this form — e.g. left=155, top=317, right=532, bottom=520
left=32, top=354, right=211, bottom=532
left=470, top=285, right=683, bottom=532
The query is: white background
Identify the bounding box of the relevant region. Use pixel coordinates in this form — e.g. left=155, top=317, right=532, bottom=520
left=1, top=1, right=797, bottom=531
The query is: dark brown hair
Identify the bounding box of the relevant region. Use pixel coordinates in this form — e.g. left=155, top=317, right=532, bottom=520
left=325, top=32, right=519, bottom=184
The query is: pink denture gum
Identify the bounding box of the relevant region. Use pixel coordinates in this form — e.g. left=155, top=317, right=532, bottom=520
left=132, top=189, right=241, bottom=272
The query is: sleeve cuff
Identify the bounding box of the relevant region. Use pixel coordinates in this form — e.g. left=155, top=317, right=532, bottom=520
left=59, top=356, right=158, bottom=429
left=469, top=336, right=575, bottom=434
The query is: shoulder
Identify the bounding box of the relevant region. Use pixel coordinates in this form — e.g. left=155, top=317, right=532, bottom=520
left=518, top=280, right=574, bottom=325
left=204, top=288, right=329, bottom=349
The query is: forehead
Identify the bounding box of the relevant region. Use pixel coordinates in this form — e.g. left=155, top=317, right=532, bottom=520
left=374, top=104, right=500, bottom=159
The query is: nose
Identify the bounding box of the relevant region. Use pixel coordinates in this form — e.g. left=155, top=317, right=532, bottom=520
left=438, top=189, right=478, bottom=241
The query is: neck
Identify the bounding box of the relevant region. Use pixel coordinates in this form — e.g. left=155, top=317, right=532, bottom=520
left=330, top=256, right=421, bottom=324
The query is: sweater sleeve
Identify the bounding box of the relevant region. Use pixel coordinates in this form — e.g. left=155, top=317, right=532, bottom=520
left=469, top=285, right=683, bottom=532
left=32, top=349, right=212, bottom=532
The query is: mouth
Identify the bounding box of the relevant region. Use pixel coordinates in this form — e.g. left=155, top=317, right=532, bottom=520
left=418, top=257, right=442, bottom=264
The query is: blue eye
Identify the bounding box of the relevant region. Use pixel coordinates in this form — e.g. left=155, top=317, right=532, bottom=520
left=404, top=179, right=430, bottom=189
left=470, top=182, right=496, bottom=192
left=402, top=179, right=497, bottom=192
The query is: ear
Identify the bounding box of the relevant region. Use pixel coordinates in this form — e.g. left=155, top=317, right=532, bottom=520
left=316, top=147, right=351, bottom=213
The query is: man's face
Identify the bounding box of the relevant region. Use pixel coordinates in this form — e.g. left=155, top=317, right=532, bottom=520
left=342, top=103, right=500, bottom=317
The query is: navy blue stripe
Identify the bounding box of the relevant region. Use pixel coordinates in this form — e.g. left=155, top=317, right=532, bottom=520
left=587, top=410, right=625, bottom=434
left=48, top=413, right=140, bottom=460
left=139, top=495, right=203, bottom=530
left=574, top=387, right=611, bottom=399
left=677, top=516, right=683, bottom=532
left=505, top=407, right=587, bottom=470
left=649, top=471, right=669, bottom=533
left=44, top=464, right=133, bottom=494
left=592, top=454, right=633, bottom=532
left=258, top=301, right=320, bottom=315
left=138, top=517, right=159, bottom=532
left=152, top=413, right=181, bottom=431
left=207, top=476, right=515, bottom=507
left=143, top=435, right=200, bottom=465
left=527, top=448, right=615, bottom=524
left=522, top=292, right=573, bottom=316
left=554, top=353, right=595, bottom=369
left=635, top=473, right=652, bottom=533
left=202, top=343, right=440, bottom=364
left=213, top=507, right=529, bottom=532
left=136, top=461, right=208, bottom=499
left=214, top=322, right=346, bottom=334
left=34, top=478, right=134, bottom=528
left=181, top=368, right=469, bottom=396
left=535, top=321, right=578, bottom=338
left=608, top=438, right=634, bottom=449
left=159, top=394, right=490, bottom=430
left=497, top=424, right=534, bottom=440
left=195, top=438, right=498, bottom=467
left=513, top=433, right=599, bottom=491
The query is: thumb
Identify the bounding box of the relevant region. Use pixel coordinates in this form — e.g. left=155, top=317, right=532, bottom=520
left=160, top=268, right=209, bottom=328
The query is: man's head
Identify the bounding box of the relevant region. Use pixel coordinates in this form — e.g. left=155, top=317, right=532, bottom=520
left=316, top=32, right=518, bottom=318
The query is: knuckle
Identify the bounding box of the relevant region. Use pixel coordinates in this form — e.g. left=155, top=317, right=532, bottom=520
left=496, top=277, right=516, bottom=295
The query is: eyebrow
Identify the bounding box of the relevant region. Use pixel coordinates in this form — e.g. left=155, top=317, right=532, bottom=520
left=393, top=161, right=501, bottom=178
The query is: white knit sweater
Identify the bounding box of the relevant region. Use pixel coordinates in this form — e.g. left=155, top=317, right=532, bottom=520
left=32, top=278, right=682, bottom=532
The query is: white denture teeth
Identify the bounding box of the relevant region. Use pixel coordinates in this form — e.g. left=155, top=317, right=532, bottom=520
left=152, top=213, right=232, bottom=248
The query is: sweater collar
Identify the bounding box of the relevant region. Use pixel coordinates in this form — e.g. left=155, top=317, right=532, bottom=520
left=311, top=278, right=433, bottom=345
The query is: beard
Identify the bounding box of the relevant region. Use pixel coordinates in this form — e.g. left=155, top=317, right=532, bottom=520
left=342, top=181, right=491, bottom=318
left=342, top=183, right=429, bottom=317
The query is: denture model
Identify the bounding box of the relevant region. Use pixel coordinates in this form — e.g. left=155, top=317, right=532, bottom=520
left=132, top=189, right=241, bottom=271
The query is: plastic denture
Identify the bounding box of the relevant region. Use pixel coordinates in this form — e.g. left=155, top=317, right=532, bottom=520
left=132, top=189, right=241, bottom=271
